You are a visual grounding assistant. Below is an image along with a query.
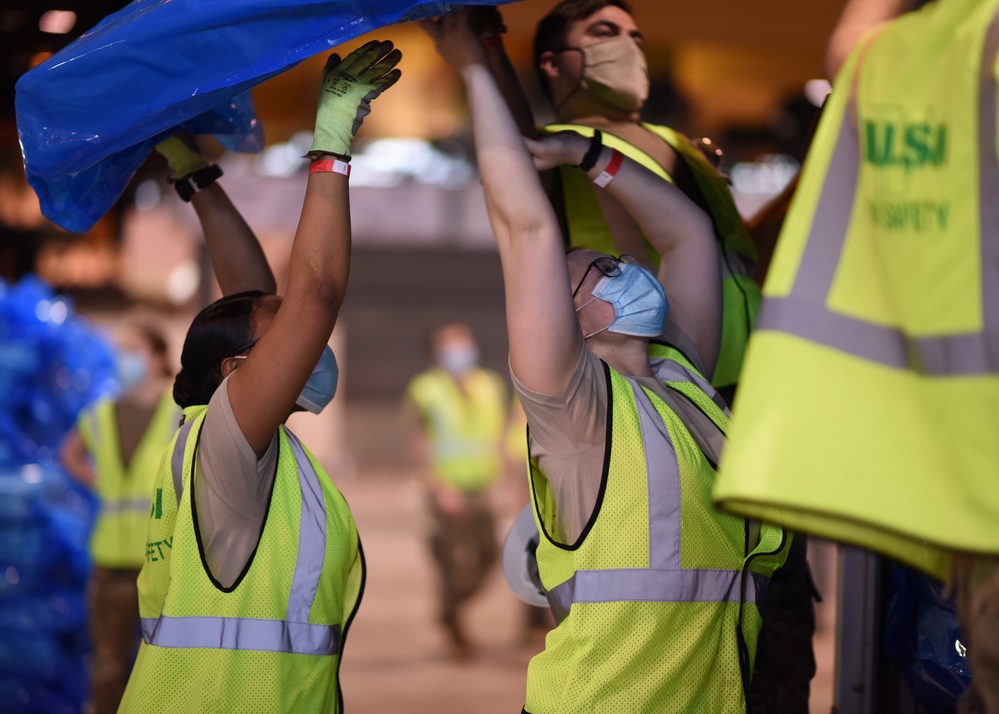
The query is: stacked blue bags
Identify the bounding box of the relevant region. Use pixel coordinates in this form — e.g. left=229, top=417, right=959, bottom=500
left=0, top=276, right=117, bottom=713
left=16, top=0, right=511, bottom=234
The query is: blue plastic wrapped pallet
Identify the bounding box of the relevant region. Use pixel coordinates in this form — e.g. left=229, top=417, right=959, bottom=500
left=0, top=276, right=116, bottom=712
left=15, top=0, right=513, bottom=234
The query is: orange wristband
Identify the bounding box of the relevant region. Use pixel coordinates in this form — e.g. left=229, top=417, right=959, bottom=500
left=309, top=158, right=351, bottom=177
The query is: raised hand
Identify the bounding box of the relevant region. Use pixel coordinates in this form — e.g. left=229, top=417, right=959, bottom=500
left=523, top=132, right=591, bottom=172
left=420, top=9, right=488, bottom=71
left=310, top=40, right=403, bottom=158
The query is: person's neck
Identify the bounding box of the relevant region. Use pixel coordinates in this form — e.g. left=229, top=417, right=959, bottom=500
left=556, top=96, right=641, bottom=128
left=587, top=335, right=654, bottom=378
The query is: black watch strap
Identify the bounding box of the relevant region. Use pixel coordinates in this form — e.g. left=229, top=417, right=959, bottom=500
left=576, top=130, right=603, bottom=172
left=174, top=164, right=223, bottom=202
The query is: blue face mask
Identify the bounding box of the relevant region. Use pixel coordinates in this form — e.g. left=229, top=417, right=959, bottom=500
left=116, top=349, right=148, bottom=389
left=296, top=345, right=339, bottom=414
left=579, top=262, right=668, bottom=338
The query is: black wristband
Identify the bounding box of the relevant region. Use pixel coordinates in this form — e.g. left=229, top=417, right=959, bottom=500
left=576, top=130, right=603, bottom=172
left=174, top=164, right=223, bottom=202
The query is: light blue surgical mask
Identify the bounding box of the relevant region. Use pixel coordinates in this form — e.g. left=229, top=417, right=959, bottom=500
left=578, top=262, right=668, bottom=338
left=116, top=349, right=148, bottom=389
left=232, top=343, right=338, bottom=414
left=296, top=345, right=339, bottom=414
left=439, top=342, right=478, bottom=375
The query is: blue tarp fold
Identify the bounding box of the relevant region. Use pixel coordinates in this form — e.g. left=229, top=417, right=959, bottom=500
left=16, top=0, right=509, bottom=233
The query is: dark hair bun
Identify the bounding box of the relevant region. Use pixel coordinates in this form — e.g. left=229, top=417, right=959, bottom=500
left=173, top=368, right=198, bottom=408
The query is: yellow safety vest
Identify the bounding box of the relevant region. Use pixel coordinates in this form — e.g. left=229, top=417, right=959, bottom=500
left=715, top=0, right=999, bottom=582
left=119, top=405, right=364, bottom=713
left=545, top=122, right=761, bottom=389
left=524, top=352, right=788, bottom=714
left=405, top=368, right=506, bottom=492
left=77, top=391, right=179, bottom=569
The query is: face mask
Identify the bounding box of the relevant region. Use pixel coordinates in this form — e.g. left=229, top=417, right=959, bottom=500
left=232, top=344, right=339, bottom=414
left=439, top=342, right=479, bottom=375
left=572, top=35, right=649, bottom=112
left=296, top=345, right=339, bottom=414
left=116, top=350, right=148, bottom=390
left=578, top=262, right=668, bottom=338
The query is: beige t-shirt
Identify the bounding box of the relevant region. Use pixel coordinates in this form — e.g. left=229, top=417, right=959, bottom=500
left=512, top=325, right=715, bottom=545
left=193, top=374, right=278, bottom=588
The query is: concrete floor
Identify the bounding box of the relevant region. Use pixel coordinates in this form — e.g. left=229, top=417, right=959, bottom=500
left=334, top=401, right=838, bottom=714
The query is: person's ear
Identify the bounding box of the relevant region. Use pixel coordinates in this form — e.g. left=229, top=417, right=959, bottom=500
left=538, top=51, right=562, bottom=81
left=219, top=356, right=241, bottom=379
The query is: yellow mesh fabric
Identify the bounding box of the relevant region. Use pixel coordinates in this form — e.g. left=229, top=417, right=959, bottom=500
left=404, top=368, right=506, bottom=491
left=527, top=603, right=748, bottom=714
left=82, top=393, right=179, bottom=568
left=717, top=0, right=999, bottom=579
left=121, top=410, right=360, bottom=713
left=526, top=366, right=754, bottom=713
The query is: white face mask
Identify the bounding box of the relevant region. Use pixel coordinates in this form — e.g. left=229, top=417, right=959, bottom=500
left=563, top=35, right=650, bottom=112
left=116, top=349, right=148, bottom=390
left=438, top=342, right=479, bottom=375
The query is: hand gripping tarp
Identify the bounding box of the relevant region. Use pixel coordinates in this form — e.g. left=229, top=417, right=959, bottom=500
left=16, top=0, right=510, bottom=234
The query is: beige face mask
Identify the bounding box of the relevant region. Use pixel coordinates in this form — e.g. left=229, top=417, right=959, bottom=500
left=573, top=35, right=650, bottom=112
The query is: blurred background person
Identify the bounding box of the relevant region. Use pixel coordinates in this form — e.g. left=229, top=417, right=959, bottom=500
left=403, top=322, right=507, bottom=658
left=59, top=322, right=179, bottom=714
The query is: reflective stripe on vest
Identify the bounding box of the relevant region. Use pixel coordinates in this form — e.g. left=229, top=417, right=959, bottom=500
left=544, top=377, right=750, bottom=625
left=100, top=498, right=151, bottom=514
left=170, top=419, right=195, bottom=505
left=757, top=15, right=999, bottom=376
left=140, top=615, right=339, bottom=656
left=144, top=429, right=334, bottom=655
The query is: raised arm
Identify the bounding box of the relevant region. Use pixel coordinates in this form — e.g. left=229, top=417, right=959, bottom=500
left=423, top=12, right=580, bottom=396
left=155, top=135, right=277, bottom=295
left=826, top=0, right=915, bottom=79
left=468, top=6, right=539, bottom=140
left=224, top=42, right=401, bottom=454
left=525, top=132, right=721, bottom=376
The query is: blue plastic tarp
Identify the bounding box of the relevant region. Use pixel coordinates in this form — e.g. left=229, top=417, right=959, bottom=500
left=16, top=0, right=512, bottom=234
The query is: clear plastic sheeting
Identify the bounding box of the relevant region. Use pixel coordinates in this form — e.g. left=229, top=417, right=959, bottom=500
left=15, top=0, right=512, bottom=234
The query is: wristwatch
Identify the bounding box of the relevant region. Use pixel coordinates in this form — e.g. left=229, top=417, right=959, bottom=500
left=173, top=164, right=223, bottom=202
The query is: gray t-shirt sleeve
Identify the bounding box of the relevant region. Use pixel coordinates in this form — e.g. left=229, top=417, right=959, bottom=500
left=510, top=347, right=608, bottom=544
left=194, top=374, right=278, bottom=588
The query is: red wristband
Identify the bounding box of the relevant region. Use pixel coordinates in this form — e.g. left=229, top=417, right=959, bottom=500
left=309, top=158, right=351, bottom=177
left=593, top=150, right=624, bottom=187
left=481, top=34, right=502, bottom=50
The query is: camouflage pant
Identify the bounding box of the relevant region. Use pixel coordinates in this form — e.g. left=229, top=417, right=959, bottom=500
left=428, top=492, right=498, bottom=645
left=87, top=566, right=141, bottom=714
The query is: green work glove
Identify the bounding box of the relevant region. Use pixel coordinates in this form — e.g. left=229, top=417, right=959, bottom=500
left=154, top=133, right=208, bottom=179
left=310, top=40, right=402, bottom=158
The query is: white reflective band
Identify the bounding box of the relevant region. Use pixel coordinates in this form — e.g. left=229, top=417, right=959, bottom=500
left=171, top=419, right=195, bottom=505
left=101, top=498, right=151, bottom=514
left=545, top=567, right=754, bottom=625
left=627, top=379, right=682, bottom=571
left=141, top=615, right=340, bottom=655
left=285, top=433, right=328, bottom=623
left=758, top=17, right=999, bottom=376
